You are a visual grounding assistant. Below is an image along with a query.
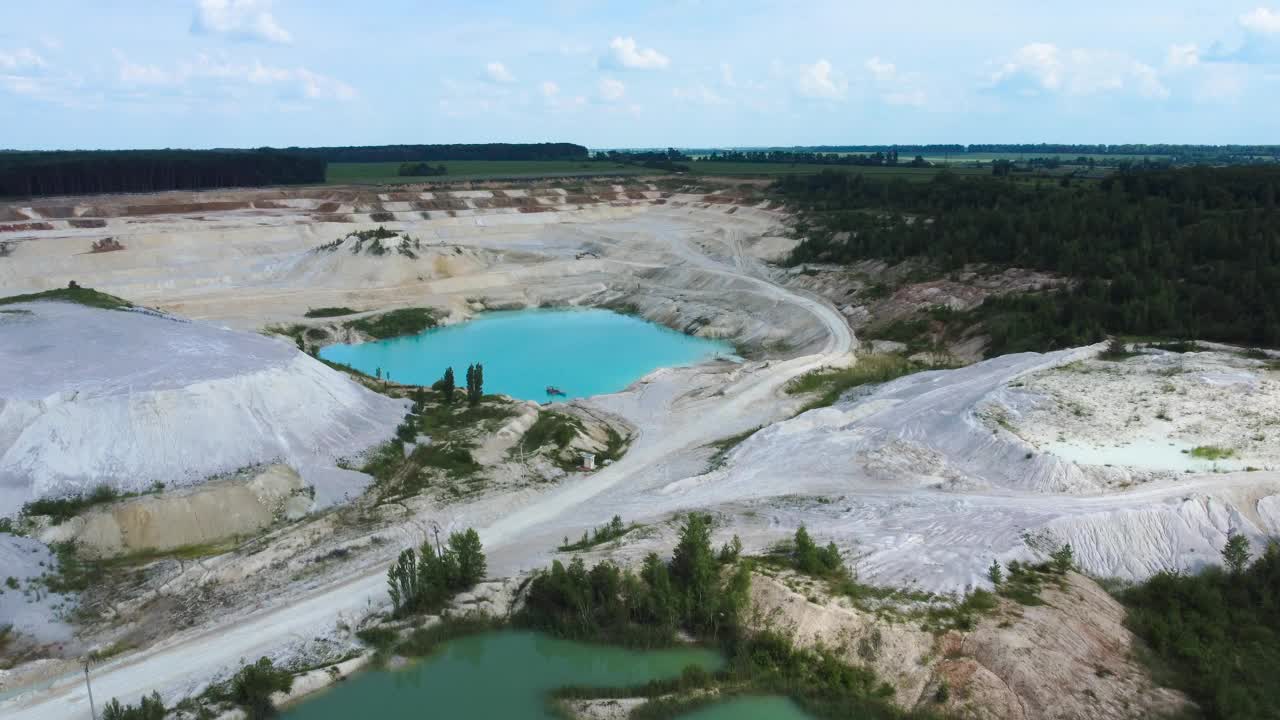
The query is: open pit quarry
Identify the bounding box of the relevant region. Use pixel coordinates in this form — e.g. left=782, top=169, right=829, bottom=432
left=1, top=181, right=1277, bottom=719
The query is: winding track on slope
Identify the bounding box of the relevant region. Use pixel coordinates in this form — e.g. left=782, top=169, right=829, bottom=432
left=5, top=216, right=854, bottom=720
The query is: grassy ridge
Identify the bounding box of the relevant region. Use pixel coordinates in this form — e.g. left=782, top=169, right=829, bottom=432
left=0, top=287, right=132, bottom=310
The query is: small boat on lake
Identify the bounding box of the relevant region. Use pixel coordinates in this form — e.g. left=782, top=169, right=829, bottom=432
left=545, top=385, right=566, bottom=396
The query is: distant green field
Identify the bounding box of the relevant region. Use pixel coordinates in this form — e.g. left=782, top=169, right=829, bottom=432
left=326, top=160, right=650, bottom=184
left=686, top=162, right=991, bottom=180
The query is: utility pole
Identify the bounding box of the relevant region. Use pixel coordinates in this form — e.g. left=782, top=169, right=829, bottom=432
left=83, top=657, right=97, bottom=720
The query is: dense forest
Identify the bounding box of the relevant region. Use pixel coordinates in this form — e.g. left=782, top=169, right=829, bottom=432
left=288, top=142, right=588, bottom=163
left=779, top=166, right=1280, bottom=348
left=0, top=149, right=325, bottom=198
left=729, top=144, right=1280, bottom=161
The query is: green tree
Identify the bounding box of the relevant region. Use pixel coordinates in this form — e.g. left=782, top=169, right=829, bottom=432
left=639, top=551, right=679, bottom=631
left=718, top=535, right=743, bottom=564
left=1050, top=544, right=1075, bottom=574
left=987, top=560, right=1004, bottom=586
left=433, top=367, right=456, bottom=404
left=449, top=528, right=486, bottom=587
left=465, top=363, right=485, bottom=406
left=387, top=548, right=419, bottom=616
left=793, top=525, right=821, bottom=574
left=231, top=657, right=293, bottom=720
left=1223, top=530, right=1251, bottom=575
left=670, top=513, right=720, bottom=634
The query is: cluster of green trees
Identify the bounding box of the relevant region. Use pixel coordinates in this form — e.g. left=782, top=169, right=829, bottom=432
left=289, top=143, right=588, bottom=163
left=386, top=528, right=486, bottom=616
left=697, top=150, right=928, bottom=167
left=465, top=363, right=485, bottom=406
left=559, top=515, right=632, bottom=551
left=519, top=513, right=751, bottom=645
left=427, top=364, right=484, bottom=407
left=397, top=162, right=447, bottom=176
left=791, top=526, right=844, bottom=576
left=593, top=148, right=691, bottom=172
left=1122, top=532, right=1280, bottom=720
left=0, top=149, right=325, bottom=197
left=780, top=166, right=1280, bottom=348
left=105, top=656, right=292, bottom=720
left=102, top=693, right=165, bottom=720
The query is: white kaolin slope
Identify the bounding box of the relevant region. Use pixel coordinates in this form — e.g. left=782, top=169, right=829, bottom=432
left=0, top=301, right=405, bottom=516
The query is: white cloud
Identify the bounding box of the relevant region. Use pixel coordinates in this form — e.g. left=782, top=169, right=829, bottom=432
left=113, top=52, right=355, bottom=102
left=1204, top=7, right=1280, bottom=62
left=598, top=77, right=626, bottom=101
left=672, top=84, right=726, bottom=105
left=192, top=0, right=292, bottom=44
left=602, top=37, right=669, bottom=70
left=795, top=59, right=846, bottom=100
left=719, top=62, right=736, bottom=87
left=1166, top=43, right=1200, bottom=68
left=988, top=43, right=1168, bottom=99
left=485, top=61, right=515, bottom=84
left=865, top=56, right=897, bottom=81
left=0, top=48, right=46, bottom=71
left=1240, top=7, right=1280, bottom=34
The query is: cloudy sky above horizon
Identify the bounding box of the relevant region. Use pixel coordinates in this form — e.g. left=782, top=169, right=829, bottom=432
left=2, top=0, right=1279, bottom=150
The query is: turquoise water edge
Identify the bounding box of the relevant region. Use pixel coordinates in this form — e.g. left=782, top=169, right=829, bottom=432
left=282, top=631, right=809, bottom=719
left=318, top=308, right=736, bottom=402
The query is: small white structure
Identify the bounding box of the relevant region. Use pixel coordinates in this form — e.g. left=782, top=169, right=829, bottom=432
left=581, top=452, right=596, bottom=470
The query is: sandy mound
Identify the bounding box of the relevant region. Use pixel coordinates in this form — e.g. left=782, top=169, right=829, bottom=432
left=0, top=301, right=405, bottom=515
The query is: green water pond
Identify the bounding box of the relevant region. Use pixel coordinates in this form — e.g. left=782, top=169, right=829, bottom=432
left=282, top=630, right=810, bottom=719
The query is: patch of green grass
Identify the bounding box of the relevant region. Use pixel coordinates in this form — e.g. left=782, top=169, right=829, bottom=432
left=558, top=516, right=638, bottom=552
left=706, top=426, right=763, bottom=468
left=394, top=613, right=505, bottom=657
left=411, top=443, right=481, bottom=478
left=303, top=306, right=359, bottom=318
left=785, top=354, right=924, bottom=411
left=521, top=411, right=584, bottom=453
left=345, top=307, right=438, bottom=339
left=354, top=626, right=399, bottom=651
left=1189, top=445, right=1236, bottom=460
left=0, top=286, right=132, bottom=310
left=21, top=484, right=123, bottom=524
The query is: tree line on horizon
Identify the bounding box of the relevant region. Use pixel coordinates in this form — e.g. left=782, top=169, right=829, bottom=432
left=0, top=143, right=589, bottom=198
left=0, top=149, right=326, bottom=198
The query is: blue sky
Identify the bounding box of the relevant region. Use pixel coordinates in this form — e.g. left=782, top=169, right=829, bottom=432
left=1, top=1, right=1278, bottom=150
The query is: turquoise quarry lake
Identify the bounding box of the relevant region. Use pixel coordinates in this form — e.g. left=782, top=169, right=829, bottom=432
left=282, top=631, right=809, bottom=720
left=319, top=308, right=736, bottom=401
